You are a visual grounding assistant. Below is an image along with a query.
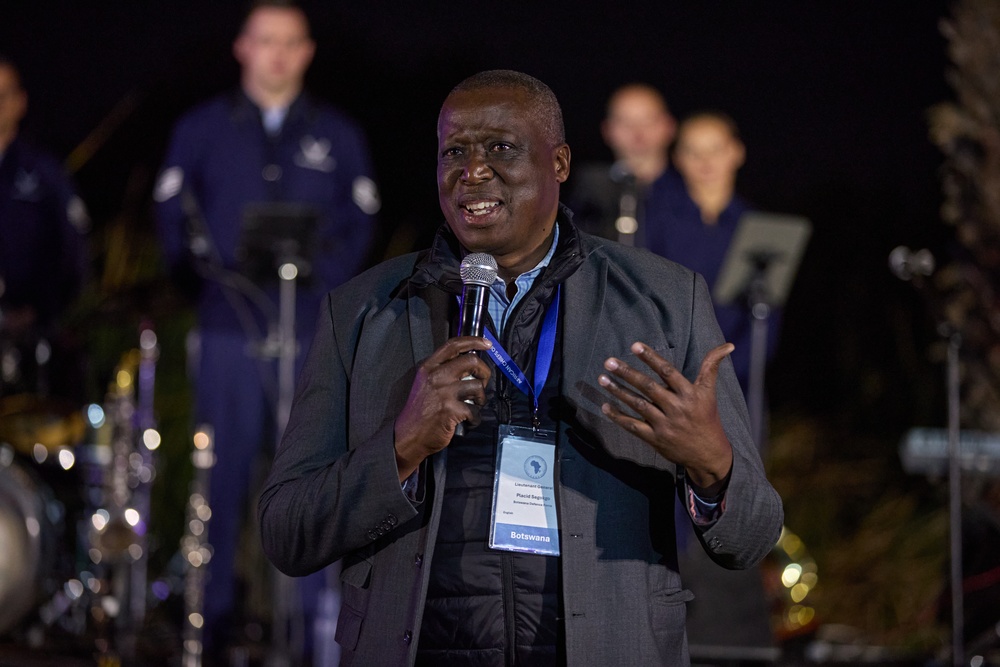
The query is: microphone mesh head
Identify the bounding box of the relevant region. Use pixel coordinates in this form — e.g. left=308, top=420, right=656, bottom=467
left=460, top=253, right=498, bottom=287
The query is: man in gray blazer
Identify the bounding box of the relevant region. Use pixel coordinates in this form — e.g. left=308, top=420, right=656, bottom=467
left=259, top=69, right=783, bottom=666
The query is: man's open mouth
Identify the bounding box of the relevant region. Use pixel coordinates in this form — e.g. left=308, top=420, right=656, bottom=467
left=463, top=200, right=501, bottom=216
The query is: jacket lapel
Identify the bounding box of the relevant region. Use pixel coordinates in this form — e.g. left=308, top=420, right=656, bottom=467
left=407, top=280, right=450, bottom=364
left=562, top=252, right=607, bottom=406
left=406, top=280, right=453, bottom=497
left=561, top=249, right=674, bottom=469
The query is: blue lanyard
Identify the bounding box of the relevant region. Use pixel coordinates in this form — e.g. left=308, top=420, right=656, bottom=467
left=482, top=286, right=560, bottom=422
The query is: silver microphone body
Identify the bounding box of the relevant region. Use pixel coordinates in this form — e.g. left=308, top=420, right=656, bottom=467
left=458, top=253, right=498, bottom=337
left=455, top=253, right=497, bottom=436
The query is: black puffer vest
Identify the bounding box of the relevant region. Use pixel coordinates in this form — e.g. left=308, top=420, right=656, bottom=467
left=414, top=217, right=583, bottom=667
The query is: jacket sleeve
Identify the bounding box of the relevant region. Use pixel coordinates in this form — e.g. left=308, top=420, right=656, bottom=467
left=153, top=115, right=204, bottom=292
left=683, top=273, right=784, bottom=569
left=47, top=162, right=89, bottom=320
left=257, top=292, right=420, bottom=576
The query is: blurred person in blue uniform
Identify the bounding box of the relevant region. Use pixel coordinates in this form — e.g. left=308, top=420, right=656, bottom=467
left=154, top=0, right=379, bottom=658
left=646, top=111, right=780, bottom=397
left=0, top=56, right=88, bottom=398
left=647, top=111, right=778, bottom=653
left=565, top=83, right=685, bottom=246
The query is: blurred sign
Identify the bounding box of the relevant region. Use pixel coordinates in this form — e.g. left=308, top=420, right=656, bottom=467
left=900, top=427, right=1000, bottom=476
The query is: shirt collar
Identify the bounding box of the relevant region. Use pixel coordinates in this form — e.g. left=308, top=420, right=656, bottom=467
left=493, top=223, right=559, bottom=295
left=489, top=224, right=560, bottom=331
left=261, top=106, right=289, bottom=135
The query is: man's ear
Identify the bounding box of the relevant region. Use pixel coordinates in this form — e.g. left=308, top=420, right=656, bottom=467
left=554, top=143, right=571, bottom=184
left=732, top=139, right=746, bottom=170
left=233, top=35, right=248, bottom=66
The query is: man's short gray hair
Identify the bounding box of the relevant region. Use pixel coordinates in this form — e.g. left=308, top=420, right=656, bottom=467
left=448, top=69, right=565, bottom=146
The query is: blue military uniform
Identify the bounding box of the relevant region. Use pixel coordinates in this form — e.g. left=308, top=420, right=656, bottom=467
left=154, top=89, right=379, bottom=647
left=0, top=137, right=88, bottom=399
left=645, top=189, right=781, bottom=397
left=0, top=137, right=88, bottom=330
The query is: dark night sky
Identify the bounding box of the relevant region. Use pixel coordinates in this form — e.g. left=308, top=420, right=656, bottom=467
left=2, top=1, right=955, bottom=427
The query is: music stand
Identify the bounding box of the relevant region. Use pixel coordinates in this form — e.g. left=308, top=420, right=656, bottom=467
left=714, top=212, right=811, bottom=450
left=237, top=203, right=319, bottom=285
left=238, top=202, right=320, bottom=667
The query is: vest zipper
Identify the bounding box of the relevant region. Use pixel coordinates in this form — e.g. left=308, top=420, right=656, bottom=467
left=497, top=290, right=533, bottom=665
left=501, top=550, right=516, bottom=667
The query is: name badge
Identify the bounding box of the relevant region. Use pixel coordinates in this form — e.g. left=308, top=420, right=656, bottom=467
left=489, top=425, right=560, bottom=556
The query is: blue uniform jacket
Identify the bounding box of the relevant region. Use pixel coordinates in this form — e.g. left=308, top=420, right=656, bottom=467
left=644, top=190, right=782, bottom=395
left=0, top=137, right=88, bottom=327
left=154, top=89, right=379, bottom=337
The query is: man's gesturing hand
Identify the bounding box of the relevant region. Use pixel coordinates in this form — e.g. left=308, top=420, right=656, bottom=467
left=598, top=341, right=734, bottom=495
left=394, top=336, right=493, bottom=481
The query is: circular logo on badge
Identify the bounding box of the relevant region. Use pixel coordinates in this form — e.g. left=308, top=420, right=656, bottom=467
left=524, top=455, right=546, bottom=479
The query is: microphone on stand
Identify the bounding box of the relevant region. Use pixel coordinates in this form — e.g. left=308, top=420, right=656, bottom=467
left=455, top=253, right=497, bottom=436
left=889, top=246, right=935, bottom=281
left=609, top=160, right=638, bottom=242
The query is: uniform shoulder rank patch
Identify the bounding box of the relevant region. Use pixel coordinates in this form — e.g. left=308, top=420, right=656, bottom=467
left=154, top=166, right=184, bottom=202
left=352, top=176, right=380, bottom=215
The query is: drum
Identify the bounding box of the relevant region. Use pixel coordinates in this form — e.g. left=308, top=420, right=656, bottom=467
left=0, top=321, right=86, bottom=637
left=1, top=328, right=87, bottom=455
left=0, top=449, right=60, bottom=635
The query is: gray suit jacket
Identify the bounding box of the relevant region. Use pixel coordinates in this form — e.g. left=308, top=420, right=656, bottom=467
left=259, top=228, right=783, bottom=666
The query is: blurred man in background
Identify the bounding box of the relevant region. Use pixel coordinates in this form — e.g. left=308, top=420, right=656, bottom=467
left=154, top=1, right=379, bottom=662
left=0, top=55, right=88, bottom=399
left=565, top=83, right=684, bottom=246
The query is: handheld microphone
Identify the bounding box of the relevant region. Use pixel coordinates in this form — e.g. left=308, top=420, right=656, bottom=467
left=458, top=253, right=498, bottom=337
left=454, top=253, right=497, bottom=437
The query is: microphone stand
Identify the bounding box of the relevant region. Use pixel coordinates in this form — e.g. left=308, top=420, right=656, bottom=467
left=181, top=193, right=316, bottom=665
left=267, top=259, right=305, bottom=667
left=611, top=163, right=639, bottom=246
left=746, top=253, right=778, bottom=451
left=946, top=326, right=963, bottom=667
left=889, top=246, right=964, bottom=666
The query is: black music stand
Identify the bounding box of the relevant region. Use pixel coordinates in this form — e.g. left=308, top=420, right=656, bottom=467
left=237, top=203, right=319, bottom=285
left=713, top=212, right=811, bottom=450
left=238, top=203, right=319, bottom=667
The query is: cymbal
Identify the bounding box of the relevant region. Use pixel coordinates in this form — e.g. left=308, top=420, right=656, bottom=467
left=83, top=278, right=191, bottom=323
left=0, top=394, right=87, bottom=454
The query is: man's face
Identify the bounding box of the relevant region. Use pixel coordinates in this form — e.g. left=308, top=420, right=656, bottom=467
left=0, top=65, right=27, bottom=140
left=602, top=89, right=674, bottom=163
left=437, top=87, right=569, bottom=271
left=674, top=118, right=745, bottom=191
left=233, top=7, right=315, bottom=97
